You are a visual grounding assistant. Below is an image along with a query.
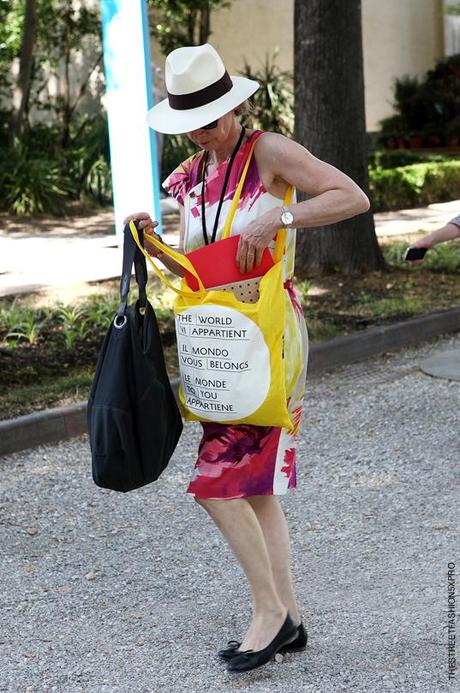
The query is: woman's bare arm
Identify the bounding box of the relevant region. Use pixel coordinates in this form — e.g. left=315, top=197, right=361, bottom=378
left=256, top=132, right=370, bottom=227
left=236, top=132, right=370, bottom=273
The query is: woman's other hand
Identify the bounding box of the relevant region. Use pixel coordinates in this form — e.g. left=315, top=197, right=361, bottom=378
left=236, top=207, right=279, bottom=274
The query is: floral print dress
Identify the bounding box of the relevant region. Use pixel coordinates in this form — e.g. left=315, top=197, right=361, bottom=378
left=163, top=129, right=309, bottom=499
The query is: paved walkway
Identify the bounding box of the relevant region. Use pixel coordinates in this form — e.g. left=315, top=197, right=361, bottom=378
left=0, top=199, right=459, bottom=298
left=1, top=333, right=458, bottom=692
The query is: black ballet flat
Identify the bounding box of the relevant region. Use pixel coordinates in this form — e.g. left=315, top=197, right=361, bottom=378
left=217, top=640, right=241, bottom=660
left=226, top=612, right=297, bottom=673
left=218, top=621, right=307, bottom=660
left=278, top=621, right=308, bottom=653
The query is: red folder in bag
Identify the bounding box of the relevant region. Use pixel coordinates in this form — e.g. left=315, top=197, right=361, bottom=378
left=184, top=234, right=274, bottom=291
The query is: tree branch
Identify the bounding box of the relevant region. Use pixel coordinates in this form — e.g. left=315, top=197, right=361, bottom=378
left=8, top=0, right=38, bottom=145
left=68, top=51, right=103, bottom=119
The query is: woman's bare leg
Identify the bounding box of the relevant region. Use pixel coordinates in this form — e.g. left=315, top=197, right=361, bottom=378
left=195, top=496, right=290, bottom=651
left=246, top=495, right=302, bottom=627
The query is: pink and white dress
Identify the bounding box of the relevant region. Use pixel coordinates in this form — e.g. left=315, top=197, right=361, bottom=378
left=163, top=129, right=309, bottom=499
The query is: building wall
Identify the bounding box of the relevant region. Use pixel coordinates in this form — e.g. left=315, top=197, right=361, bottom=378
left=362, top=0, right=444, bottom=130
left=151, top=0, right=445, bottom=132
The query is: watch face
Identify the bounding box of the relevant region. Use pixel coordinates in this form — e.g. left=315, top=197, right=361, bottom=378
left=281, top=211, right=294, bottom=226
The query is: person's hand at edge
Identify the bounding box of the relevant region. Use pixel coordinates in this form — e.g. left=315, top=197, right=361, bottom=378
left=405, top=236, right=432, bottom=264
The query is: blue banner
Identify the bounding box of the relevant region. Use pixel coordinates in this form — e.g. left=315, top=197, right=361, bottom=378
left=100, top=0, right=162, bottom=238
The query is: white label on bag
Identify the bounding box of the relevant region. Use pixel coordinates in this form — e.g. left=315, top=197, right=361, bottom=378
left=176, top=305, right=270, bottom=420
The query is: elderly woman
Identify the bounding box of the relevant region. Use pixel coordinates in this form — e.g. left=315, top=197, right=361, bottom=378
left=124, top=44, right=369, bottom=674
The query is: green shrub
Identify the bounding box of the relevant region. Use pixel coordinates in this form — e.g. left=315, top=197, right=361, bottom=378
left=65, top=113, right=113, bottom=205
left=369, top=150, right=453, bottom=169
left=378, top=113, right=410, bottom=143
left=446, top=3, right=460, bottom=15
left=56, top=303, right=92, bottom=350
left=0, top=300, right=50, bottom=346
left=82, top=156, right=112, bottom=205
left=0, top=113, right=113, bottom=214
left=377, top=54, right=460, bottom=147
left=369, top=160, right=460, bottom=212
left=0, top=140, right=73, bottom=215
left=239, top=50, right=294, bottom=136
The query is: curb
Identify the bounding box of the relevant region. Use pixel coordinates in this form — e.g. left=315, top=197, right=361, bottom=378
left=1, top=307, right=459, bottom=457
left=307, top=306, right=460, bottom=371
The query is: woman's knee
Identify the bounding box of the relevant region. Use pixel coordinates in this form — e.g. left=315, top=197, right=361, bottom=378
left=194, top=495, right=207, bottom=507
left=193, top=496, right=222, bottom=512
left=193, top=496, right=248, bottom=514
left=247, top=494, right=280, bottom=511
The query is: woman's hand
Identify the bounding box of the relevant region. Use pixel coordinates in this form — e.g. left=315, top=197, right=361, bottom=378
left=236, top=207, right=280, bottom=274
left=122, top=212, right=164, bottom=258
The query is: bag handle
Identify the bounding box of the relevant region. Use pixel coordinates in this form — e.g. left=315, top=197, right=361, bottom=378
left=129, top=221, right=207, bottom=298
left=221, top=136, right=293, bottom=260
left=117, top=222, right=148, bottom=319
left=221, top=137, right=258, bottom=240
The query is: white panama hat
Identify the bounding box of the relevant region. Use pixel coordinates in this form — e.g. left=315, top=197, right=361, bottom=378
left=146, top=43, right=260, bottom=135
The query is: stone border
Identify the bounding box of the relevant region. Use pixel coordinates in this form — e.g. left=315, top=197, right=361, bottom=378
left=1, top=307, right=459, bottom=457
left=307, top=306, right=460, bottom=371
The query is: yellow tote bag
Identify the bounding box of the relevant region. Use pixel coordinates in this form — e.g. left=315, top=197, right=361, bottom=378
left=129, top=140, right=297, bottom=431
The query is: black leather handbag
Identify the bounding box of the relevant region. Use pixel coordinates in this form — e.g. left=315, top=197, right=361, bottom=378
left=87, top=221, right=183, bottom=492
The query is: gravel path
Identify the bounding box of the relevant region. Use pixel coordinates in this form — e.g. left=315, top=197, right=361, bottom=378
left=1, top=334, right=459, bottom=693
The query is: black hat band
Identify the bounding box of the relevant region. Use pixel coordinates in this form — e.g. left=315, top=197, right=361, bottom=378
left=167, top=71, right=233, bottom=111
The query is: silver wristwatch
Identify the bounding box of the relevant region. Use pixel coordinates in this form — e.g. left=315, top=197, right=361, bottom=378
left=280, top=205, right=294, bottom=227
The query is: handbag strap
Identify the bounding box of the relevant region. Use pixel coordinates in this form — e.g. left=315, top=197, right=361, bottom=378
left=220, top=137, right=258, bottom=241
left=117, top=221, right=148, bottom=319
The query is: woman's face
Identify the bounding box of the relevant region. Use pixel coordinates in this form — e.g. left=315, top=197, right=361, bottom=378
left=186, top=111, right=236, bottom=150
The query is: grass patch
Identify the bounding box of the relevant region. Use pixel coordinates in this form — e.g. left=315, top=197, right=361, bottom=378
left=0, top=368, right=94, bottom=420
left=369, top=160, right=460, bottom=212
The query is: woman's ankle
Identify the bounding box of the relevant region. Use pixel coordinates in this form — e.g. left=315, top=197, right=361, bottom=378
left=291, top=614, right=302, bottom=627
left=252, top=604, right=287, bottom=621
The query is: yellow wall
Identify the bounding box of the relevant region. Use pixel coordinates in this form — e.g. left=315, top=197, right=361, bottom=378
left=151, top=0, right=445, bottom=132
left=362, top=0, right=444, bottom=130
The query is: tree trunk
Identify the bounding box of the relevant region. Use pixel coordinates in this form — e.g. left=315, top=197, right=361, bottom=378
left=199, top=4, right=211, bottom=44
left=8, top=0, right=38, bottom=145
left=187, top=10, right=197, bottom=44
left=61, top=7, right=73, bottom=147
left=294, top=0, right=386, bottom=276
